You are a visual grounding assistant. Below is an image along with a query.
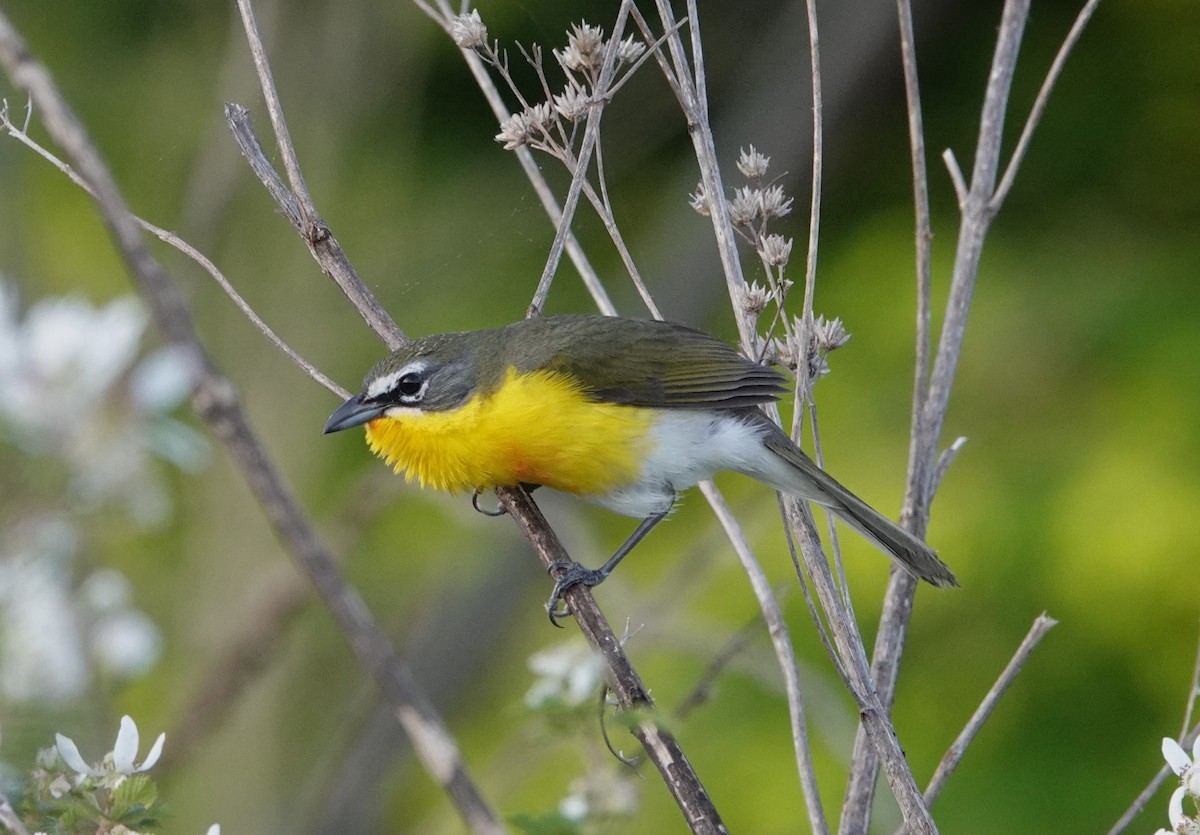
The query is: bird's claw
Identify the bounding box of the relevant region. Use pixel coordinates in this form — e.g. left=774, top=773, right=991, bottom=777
left=545, top=559, right=607, bottom=628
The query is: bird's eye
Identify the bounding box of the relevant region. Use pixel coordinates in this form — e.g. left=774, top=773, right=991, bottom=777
left=397, top=371, right=424, bottom=398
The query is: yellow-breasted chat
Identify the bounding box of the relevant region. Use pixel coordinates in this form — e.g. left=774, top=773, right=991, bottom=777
left=323, top=314, right=957, bottom=617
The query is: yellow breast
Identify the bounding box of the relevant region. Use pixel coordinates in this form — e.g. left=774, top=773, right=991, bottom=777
left=363, top=367, right=654, bottom=496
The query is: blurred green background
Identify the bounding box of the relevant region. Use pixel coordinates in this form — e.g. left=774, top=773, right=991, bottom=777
left=1, top=0, right=1197, bottom=832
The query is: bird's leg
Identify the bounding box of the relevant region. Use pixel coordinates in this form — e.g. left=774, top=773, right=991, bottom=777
left=546, top=501, right=673, bottom=627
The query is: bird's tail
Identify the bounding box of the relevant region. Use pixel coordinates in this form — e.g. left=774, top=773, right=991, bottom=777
left=749, top=423, right=958, bottom=588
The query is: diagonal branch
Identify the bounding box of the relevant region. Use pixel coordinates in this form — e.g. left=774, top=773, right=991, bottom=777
left=227, top=3, right=726, bottom=830
left=0, top=11, right=504, bottom=835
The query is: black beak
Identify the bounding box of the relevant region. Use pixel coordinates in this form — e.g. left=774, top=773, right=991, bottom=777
left=323, top=394, right=387, bottom=434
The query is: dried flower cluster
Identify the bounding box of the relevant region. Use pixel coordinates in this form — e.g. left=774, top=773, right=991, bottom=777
left=450, top=10, right=648, bottom=163
left=771, top=315, right=850, bottom=384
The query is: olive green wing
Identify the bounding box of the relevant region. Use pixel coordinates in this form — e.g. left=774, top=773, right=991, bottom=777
left=510, top=315, right=788, bottom=410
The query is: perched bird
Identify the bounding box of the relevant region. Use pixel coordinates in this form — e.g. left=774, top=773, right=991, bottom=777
left=324, top=314, right=956, bottom=617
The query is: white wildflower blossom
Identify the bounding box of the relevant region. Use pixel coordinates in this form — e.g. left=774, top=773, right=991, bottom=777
left=525, top=640, right=604, bottom=708
left=737, top=145, right=770, bottom=180
left=0, top=283, right=206, bottom=526
left=559, top=770, right=639, bottom=823
left=56, top=715, right=165, bottom=786
left=759, top=233, right=793, bottom=267
left=449, top=10, right=488, bottom=49
left=0, top=520, right=87, bottom=703
left=1160, top=737, right=1200, bottom=833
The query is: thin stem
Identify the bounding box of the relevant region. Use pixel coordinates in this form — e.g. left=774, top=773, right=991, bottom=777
left=498, top=486, right=727, bottom=834
left=700, top=483, right=828, bottom=835
left=527, top=3, right=631, bottom=316
left=0, top=11, right=504, bottom=832
left=427, top=2, right=617, bottom=316
left=846, top=4, right=1035, bottom=828
left=233, top=0, right=315, bottom=217
left=0, top=106, right=344, bottom=397
left=1108, top=723, right=1200, bottom=835
left=992, top=0, right=1104, bottom=209
left=910, top=613, right=1057, bottom=820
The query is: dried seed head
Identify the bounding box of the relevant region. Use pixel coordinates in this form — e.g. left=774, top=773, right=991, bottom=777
left=759, top=184, right=794, bottom=220
left=814, top=315, right=850, bottom=351
left=689, top=181, right=711, bottom=216
left=553, top=81, right=589, bottom=121
left=556, top=22, right=605, bottom=74
left=759, top=234, right=793, bottom=267
left=729, top=186, right=760, bottom=226
left=772, top=333, right=801, bottom=373
left=450, top=10, right=488, bottom=50
left=494, top=103, right=553, bottom=150
left=737, top=145, right=770, bottom=180
left=616, top=35, right=646, bottom=65
left=738, top=281, right=771, bottom=316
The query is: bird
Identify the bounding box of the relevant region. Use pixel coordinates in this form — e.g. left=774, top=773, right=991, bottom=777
left=323, top=314, right=956, bottom=619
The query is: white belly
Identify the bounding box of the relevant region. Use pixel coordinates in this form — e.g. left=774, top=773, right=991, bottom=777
left=582, top=410, right=772, bottom=518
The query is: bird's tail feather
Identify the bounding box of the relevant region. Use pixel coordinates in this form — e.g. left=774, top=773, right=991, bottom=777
left=751, top=425, right=958, bottom=588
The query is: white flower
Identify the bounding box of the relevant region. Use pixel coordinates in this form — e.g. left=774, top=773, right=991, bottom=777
left=1164, top=736, right=1200, bottom=796
left=56, top=715, right=165, bottom=780
left=0, top=521, right=88, bottom=703
left=112, top=715, right=165, bottom=774
left=206, top=826, right=221, bottom=835
left=525, top=641, right=604, bottom=708
left=1161, top=737, right=1200, bottom=833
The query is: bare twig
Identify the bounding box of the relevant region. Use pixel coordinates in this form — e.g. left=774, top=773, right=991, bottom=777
left=911, top=613, right=1057, bottom=820
left=993, top=0, right=1104, bottom=209
left=526, top=2, right=631, bottom=316
left=0, top=12, right=503, bottom=834
left=844, top=1, right=1035, bottom=827
left=896, top=0, right=935, bottom=416
left=223, top=103, right=404, bottom=350
left=699, top=483, right=828, bottom=835
left=0, top=789, right=32, bottom=835
left=1109, top=620, right=1200, bottom=834
left=0, top=104, right=344, bottom=398
left=497, top=486, right=728, bottom=834
left=422, top=1, right=618, bottom=316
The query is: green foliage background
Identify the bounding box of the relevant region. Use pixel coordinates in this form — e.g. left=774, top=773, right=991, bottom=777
left=1, top=0, right=1198, bottom=832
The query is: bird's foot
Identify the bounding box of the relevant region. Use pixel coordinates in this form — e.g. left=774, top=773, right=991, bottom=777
left=545, top=559, right=608, bottom=628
